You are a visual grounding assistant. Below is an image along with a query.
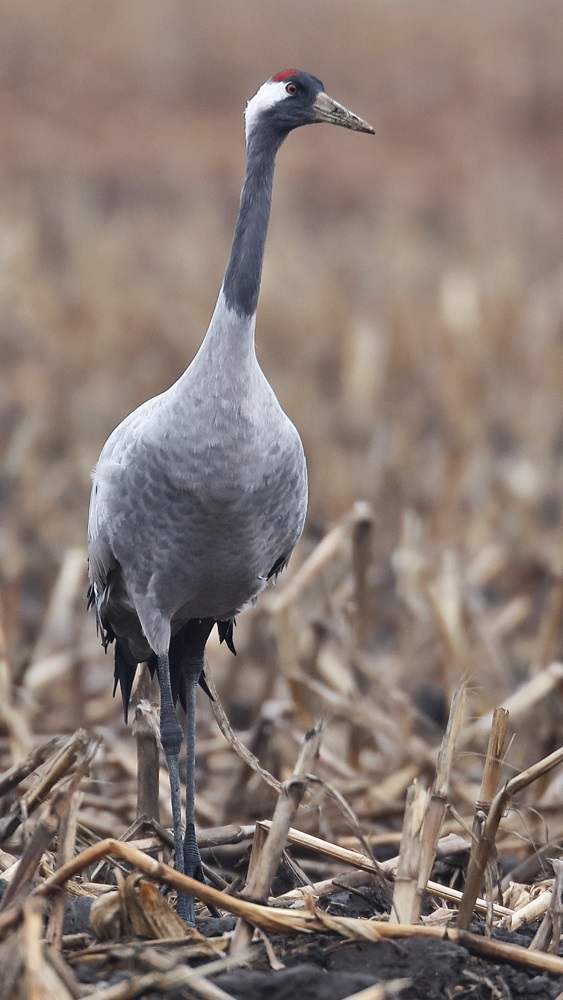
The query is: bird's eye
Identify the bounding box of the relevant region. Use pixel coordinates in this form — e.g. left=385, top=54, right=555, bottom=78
left=285, top=83, right=298, bottom=96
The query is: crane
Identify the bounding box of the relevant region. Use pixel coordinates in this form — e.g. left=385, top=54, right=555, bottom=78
left=88, top=70, right=374, bottom=922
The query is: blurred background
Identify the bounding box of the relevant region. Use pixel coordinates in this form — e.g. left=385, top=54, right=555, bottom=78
left=1, top=1, right=563, bottom=837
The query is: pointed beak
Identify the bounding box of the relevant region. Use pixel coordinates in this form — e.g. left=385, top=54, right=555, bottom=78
left=312, top=91, right=375, bottom=134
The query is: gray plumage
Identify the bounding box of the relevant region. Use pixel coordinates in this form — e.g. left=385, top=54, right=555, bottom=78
left=88, top=70, right=373, bottom=922
left=89, top=302, right=306, bottom=658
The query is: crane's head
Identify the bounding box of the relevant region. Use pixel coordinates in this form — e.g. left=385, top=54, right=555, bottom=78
left=245, top=70, right=374, bottom=146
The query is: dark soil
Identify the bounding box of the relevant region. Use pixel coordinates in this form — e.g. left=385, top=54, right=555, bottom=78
left=218, top=935, right=563, bottom=1000
left=57, top=880, right=563, bottom=1000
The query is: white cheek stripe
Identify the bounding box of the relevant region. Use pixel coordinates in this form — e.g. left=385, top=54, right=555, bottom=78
left=245, top=80, right=288, bottom=142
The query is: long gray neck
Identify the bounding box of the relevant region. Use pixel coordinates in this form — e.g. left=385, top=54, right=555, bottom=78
left=222, top=127, right=285, bottom=318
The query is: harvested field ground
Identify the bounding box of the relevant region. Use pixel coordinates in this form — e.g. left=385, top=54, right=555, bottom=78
left=1, top=2, right=563, bottom=998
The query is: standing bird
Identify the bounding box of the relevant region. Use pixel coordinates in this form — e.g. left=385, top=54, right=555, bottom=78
left=88, top=70, right=374, bottom=922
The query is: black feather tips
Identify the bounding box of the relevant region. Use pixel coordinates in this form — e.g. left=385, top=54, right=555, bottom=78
left=87, top=588, right=237, bottom=724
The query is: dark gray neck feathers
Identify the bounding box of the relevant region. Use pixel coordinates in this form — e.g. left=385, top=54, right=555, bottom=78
left=222, top=125, right=286, bottom=318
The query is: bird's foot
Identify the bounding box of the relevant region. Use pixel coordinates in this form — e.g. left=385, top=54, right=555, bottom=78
left=183, top=821, right=204, bottom=884
left=176, top=889, right=196, bottom=925
left=174, top=822, right=204, bottom=925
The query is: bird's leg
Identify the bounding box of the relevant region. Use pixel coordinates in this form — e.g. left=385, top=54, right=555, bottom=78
left=156, top=652, right=186, bottom=893
left=180, top=655, right=204, bottom=924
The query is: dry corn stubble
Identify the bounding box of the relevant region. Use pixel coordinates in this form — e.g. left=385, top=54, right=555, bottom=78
left=2, top=3, right=563, bottom=997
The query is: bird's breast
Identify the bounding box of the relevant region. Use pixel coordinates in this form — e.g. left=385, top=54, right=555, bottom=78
left=92, top=375, right=307, bottom=625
